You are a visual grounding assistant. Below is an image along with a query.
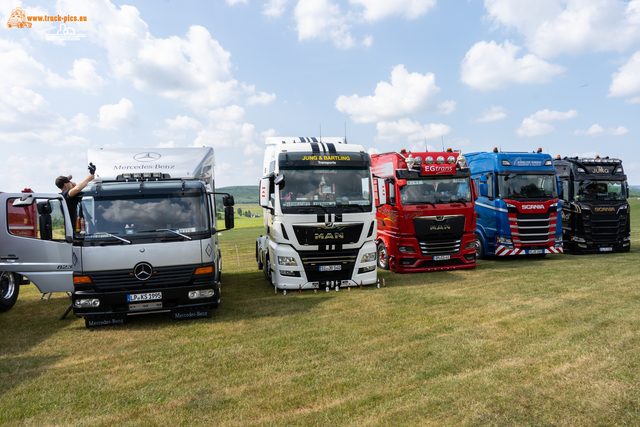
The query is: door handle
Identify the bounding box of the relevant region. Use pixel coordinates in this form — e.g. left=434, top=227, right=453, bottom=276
left=1, top=254, right=19, bottom=260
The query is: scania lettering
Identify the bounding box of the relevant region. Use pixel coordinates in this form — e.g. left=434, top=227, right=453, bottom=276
left=555, top=155, right=630, bottom=253
left=465, top=148, right=563, bottom=257
left=0, top=148, right=235, bottom=326
left=256, top=137, right=377, bottom=291
left=371, top=148, right=478, bottom=273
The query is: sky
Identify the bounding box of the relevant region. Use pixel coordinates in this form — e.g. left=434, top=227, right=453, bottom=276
left=1, top=0, right=639, bottom=192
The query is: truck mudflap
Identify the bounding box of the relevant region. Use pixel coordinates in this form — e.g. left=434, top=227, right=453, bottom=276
left=495, top=244, right=563, bottom=256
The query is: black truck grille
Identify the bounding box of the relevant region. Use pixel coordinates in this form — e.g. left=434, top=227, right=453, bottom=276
left=299, top=249, right=358, bottom=282
left=87, top=265, right=197, bottom=292
left=418, top=238, right=462, bottom=256
left=583, top=214, right=628, bottom=244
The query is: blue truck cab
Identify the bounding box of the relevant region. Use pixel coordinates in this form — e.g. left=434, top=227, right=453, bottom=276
left=465, top=148, right=563, bottom=258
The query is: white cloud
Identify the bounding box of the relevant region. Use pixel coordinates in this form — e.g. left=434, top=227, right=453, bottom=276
left=376, top=118, right=451, bottom=142
left=243, top=143, right=264, bottom=156
left=439, top=100, right=456, bottom=115
left=97, top=98, right=138, bottom=129
left=166, top=115, right=201, bottom=130
left=263, top=0, right=289, bottom=17
left=246, top=91, right=277, bottom=106
left=47, top=59, right=107, bottom=94
left=336, top=65, right=445, bottom=123
left=609, top=51, right=640, bottom=100
left=517, top=109, right=578, bottom=137
left=227, top=0, right=248, bottom=4
left=574, top=125, right=629, bottom=136
left=193, top=122, right=260, bottom=149
left=156, top=141, right=176, bottom=148
left=349, top=0, right=436, bottom=21
left=475, top=106, right=507, bottom=123
left=294, top=0, right=356, bottom=49
left=484, top=0, right=640, bottom=58
left=461, top=40, right=565, bottom=90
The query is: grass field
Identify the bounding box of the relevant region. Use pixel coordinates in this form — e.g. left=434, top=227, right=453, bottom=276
left=2, top=201, right=640, bottom=426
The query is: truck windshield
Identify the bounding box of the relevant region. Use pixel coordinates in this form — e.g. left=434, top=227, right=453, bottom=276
left=575, top=180, right=626, bottom=201
left=279, top=168, right=371, bottom=210
left=400, top=177, right=472, bottom=205
left=497, top=174, right=557, bottom=200
left=78, top=192, right=209, bottom=238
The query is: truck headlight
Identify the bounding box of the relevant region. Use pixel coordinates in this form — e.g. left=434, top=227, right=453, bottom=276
left=188, top=289, right=215, bottom=299
left=497, top=237, right=512, bottom=245
left=279, top=270, right=300, bottom=277
left=555, top=235, right=563, bottom=243
left=277, top=256, right=298, bottom=266
left=571, top=236, right=585, bottom=243
left=361, top=252, right=376, bottom=262
left=398, top=246, right=415, bottom=253
left=465, top=241, right=475, bottom=249
left=74, top=299, right=100, bottom=308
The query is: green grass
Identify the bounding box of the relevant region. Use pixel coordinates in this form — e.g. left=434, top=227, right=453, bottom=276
left=2, top=202, right=640, bottom=426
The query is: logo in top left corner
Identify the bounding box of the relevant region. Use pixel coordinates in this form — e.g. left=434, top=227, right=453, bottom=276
left=6, top=7, right=32, bottom=28
left=134, top=152, right=161, bottom=162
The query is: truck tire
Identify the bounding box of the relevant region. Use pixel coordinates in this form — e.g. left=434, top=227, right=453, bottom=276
left=256, top=242, right=263, bottom=270
left=377, top=242, right=389, bottom=270
left=263, top=255, right=272, bottom=280
left=474, top=234, right=485, bottom=260
left=0, top=272, right=20, bottom=312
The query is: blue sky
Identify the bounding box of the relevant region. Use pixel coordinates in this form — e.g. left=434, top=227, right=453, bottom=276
left=1, top=0, right=639, bottom=192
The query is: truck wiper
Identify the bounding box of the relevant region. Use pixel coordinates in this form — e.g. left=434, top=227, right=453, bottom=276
left=136, top=229, right=193, bottom=241
left=90, top=232, right=131, bottom=245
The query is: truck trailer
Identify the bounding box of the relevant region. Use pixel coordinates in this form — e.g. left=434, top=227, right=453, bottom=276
left=466, top=148, right=563, bottom=258
left=555, top=155, right=630, bottom=253
left=256, top=137, right=378, bottom=292
left=371, top=149, right=478, bottom=273
left=0, top=148, right=235, bottom=325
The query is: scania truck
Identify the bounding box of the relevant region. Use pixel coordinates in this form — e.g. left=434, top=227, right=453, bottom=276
left=371, top=149, right=478, bottom=273
left=465, top=148, right=563, bottom=258
left=555, top=155, right=630, bottom=253
left=0, top=148, right=235, bottom=325
left=256, top=137, right=377, bottom=291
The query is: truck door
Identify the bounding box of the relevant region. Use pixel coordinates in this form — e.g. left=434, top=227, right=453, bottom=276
left=0, top=193, right=74, bottom=294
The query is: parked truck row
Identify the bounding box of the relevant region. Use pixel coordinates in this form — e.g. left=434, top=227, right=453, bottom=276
left=0, top=143, right=632, bottom=325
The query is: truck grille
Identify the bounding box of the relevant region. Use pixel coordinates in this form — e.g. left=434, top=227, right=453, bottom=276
left=508, top=209, right=557, bottom=246
left=583, top=213, right=628, bottom=244
left=418, top=238, right=462, bottom=256
left=299, top=249, right=358, bottom=282
left=86, top=265, right=197, bottom=292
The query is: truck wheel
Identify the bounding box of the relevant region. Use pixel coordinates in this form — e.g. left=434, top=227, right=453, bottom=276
left=256, top=242, right=263, bottom=270
left=377, top=243, right=389, bottom=270
left=263, top=255, right=272, bottom=280
left=0, top=272, right=20, bottom=312
left=474, top=234, right=485, bottom=260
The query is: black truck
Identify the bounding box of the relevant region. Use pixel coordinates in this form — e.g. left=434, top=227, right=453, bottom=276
left=555, top=155, right=630, bottom=254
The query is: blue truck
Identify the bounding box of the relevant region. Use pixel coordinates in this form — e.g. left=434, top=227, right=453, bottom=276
left=465, top=148, right=563, bottom=258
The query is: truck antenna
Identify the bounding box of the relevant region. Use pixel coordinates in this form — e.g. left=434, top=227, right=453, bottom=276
left=319, top=125, right=322, bottom=143
left=344, top=122, right=347, bottom=144
left=425, top=138, right=428, bottom=152
left=441, top=136, right=444, bottom=151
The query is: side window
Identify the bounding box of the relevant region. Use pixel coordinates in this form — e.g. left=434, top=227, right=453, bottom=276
left=49, top=199, right=67, bottom=241
left=487, top=173, right=494, bottom=198
left=6, top=198, right=66, bottom=241
left=561, top=180, right=569, bottom=201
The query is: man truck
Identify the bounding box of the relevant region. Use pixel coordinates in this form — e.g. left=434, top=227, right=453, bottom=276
left=555, top=155, right=630, bottom=253
left=371, top=149, right=478, bottom=273
left=0, top=148, right=235, bottom=325
left=465, top=148, right=563, bottom=258
left=256, top=137, right=378, bottom=292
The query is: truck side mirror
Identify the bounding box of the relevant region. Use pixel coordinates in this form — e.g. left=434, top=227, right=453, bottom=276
left=224, top=206, right=234, bottom=230
left=223, top=195, right=235, bottom=207
left=376, top=178, right=387, bottom=206
left=478, top=176, right=488, bottom=198
left=471, top=180, right=479, bottom=201
left=36, top=200, right=53, bottom=241
left=274, top=174, right=285, bottom=188
left=556, top=176, right=562, bottom=199
left=259, top=177, right=270, bottom=208
left=12, top=194, right=35, bottom=207
left=396, top=179, right=407, bottom=187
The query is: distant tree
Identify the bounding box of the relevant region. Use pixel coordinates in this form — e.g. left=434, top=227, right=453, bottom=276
left=237, top=208, right=242, bottom=216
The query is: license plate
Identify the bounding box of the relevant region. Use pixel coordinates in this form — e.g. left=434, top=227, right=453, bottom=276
left=433, top=255, right=450, bottom=261
left=599, top=247, right=613, bottom=252
left=320, top=265, right=342, bottom=272
left=529, top=249, right=543, bottom=254
left=127, top=292, right=162, bottom=302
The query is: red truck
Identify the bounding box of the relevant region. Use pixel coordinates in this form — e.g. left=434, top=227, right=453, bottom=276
left=1, top=189, right=36, bottom=311
left=372, top=149, right=478, bottom=273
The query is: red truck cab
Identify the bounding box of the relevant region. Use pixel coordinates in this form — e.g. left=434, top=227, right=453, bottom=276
left=372, top=149, right=478, bottom=273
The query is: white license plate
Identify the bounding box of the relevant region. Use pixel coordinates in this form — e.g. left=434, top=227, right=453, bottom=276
left=529, top=249, right=543, bottom=254
left=320, top=265, right=342, bottom=272
left=599, top=247, right=613, bottom=252
left=127, top=292, right=162, bottom=302
left=433, top=255, right=450, bottom=261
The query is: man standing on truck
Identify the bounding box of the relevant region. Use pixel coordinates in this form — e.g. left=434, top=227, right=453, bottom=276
left=55, top=163, right=95, bottom=230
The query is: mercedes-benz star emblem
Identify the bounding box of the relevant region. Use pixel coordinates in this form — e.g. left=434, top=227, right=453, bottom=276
left=134, top=262, right=153, bottom=281
left=133, top=152, right=161, bottom=162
